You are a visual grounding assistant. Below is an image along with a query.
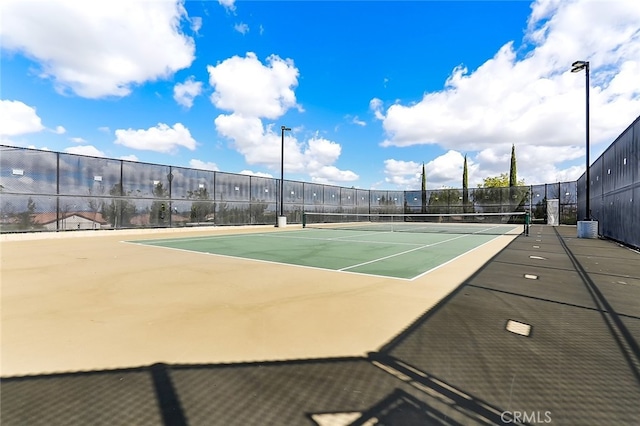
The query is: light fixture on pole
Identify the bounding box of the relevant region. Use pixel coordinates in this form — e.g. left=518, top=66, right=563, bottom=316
left=571, top=60, right=590, bottom=220
left=279, top=126, right=291, bottom=225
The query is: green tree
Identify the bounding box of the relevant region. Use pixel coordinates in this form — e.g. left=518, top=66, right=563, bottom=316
left=102, top=183, right=137, bottom=228
left=19, top=197, right=37, bottom=230
left=187, top=187, right=215, bottom=222
left=481, top=173, right=510, bottom=188
left=475, top=173, right=528, bottom=213
left=149, top=182, right=169, bottom=226
left=475, top=174, right=510, bottom=213
left=250, top=201, right=271, bottom=224
left=87, top=185, right=105, bottom=228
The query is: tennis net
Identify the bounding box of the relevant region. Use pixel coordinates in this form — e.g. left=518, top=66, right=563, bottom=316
left=302, top=212, right=529, bottom=235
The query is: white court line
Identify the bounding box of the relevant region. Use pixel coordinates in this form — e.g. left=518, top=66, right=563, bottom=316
left=409, top=234, right=511, bottom=281
left=123, top=223, right=507, bottom=280
left=134, top=230, right=423, bottom=247
left=120, top=240, right=413, bottom=281
left=338, top=225, right=502, bottom=272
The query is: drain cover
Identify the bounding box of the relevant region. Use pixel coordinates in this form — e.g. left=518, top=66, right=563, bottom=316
left=506, top=320, right=532, bottom=337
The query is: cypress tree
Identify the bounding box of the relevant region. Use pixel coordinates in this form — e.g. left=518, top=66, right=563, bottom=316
left=509, top=144, right=518, bottom=211
left=462, top=155, right=469, bottom=213
left=509, top=144, right=517, bottom=187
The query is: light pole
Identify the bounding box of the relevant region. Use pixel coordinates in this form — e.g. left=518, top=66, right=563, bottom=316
left=571, top=60, right=590, bottom=220
left=279, top=125, right=291, bottom=225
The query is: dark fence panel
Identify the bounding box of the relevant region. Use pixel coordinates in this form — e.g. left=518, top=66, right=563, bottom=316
left=215, top=173, right=250, bottom=202
left=171, top=167, right=215, bottom=201
left=250, top=176, right=277, bottom=203
left=303, top=183, right=324, bottom=210
left=323, top=185, right=340, bottom=206
left=122, top=161, right=171, bottom=199
left=340, top=187, right=356, bottom=207
left=58, top=154, right=122, bottom=197
left=0, top=147, right=58, bottom=194
left=1, top=144, right=586, bottom=233
left=577, top=115, right=639, bottom=248
left=355, top=189, right=370, bottom=214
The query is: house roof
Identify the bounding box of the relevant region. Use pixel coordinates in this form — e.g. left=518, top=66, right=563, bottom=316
left=31, top=211, right=108, bottom=225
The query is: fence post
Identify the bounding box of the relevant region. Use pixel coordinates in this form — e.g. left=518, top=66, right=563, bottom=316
left=56, top=152, right=60, bottom=231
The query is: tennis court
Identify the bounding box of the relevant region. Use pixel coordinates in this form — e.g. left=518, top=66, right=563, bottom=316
left=128, top=223, right=523, bottom=280
left=1, top=214, right=524, bottom=377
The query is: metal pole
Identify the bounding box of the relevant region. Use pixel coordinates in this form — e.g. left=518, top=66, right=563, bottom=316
left=56, top=152, right=60, bottom=231
left=585, top=62, right=590, bottom=220
left=279, top=126, right=291, bottom=221
left=280, top=127, right=284, bottom=217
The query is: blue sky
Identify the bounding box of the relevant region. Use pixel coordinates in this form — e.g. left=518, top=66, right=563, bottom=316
left=1, top=0, right=639, bottom=189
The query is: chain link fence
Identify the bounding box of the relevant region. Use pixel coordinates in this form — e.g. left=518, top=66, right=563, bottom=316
left=1, top=145, right=576, bottom=233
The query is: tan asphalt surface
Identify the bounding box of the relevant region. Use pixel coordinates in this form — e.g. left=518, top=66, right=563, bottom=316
left=0, top=225, right=517, bottom=377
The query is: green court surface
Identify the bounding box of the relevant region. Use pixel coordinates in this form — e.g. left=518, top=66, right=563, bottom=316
left=128, top=228, right=515, bottom=280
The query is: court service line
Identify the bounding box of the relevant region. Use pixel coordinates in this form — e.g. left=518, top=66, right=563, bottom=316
left=409, top=234, right=512, bottom=281
left=338, top=227, right=501, bottom=272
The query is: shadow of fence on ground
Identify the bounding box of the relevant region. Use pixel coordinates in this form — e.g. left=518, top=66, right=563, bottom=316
left=2, top=356, right=515, bottom=426
left=3, top=228, right=639, bottom=425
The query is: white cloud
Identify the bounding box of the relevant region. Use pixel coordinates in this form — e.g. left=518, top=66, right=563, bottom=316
left=234, top=23, right=249, bottom=35
left=218, top=0, right=235, bottom=12
left=69, top=137, right=86, bottom=143
left=114, top=123, right=197, bottom=153
left=425, top=150, right=469, bottom=188
left=369, top=98, right=385, bottom=120
left=214, top=114, right=358, bottom=184
left=173, top=76, right=203, bottom=108
left=208, top=52, right=356, bottom=184
left=207, top=52, right=300, bottom=119
left=51, top=125, right=66, bottom=134
left=310, top=166, right=359, bottom=184
left=0, top=0, right=195, bottom=98
left=120, top=154, right=139, bottom=162
left=0, top=100, right=45, bottom=136
left=98, top=126, right=110, bottom=133
left=376, top=0, right=640, bottom=182
left=64, top=145, right=105, bottom=157
left=240, top=170, right=273, bottom=178
left=383, top=151, right=482, bottom=189
left=190, top=16, right=202, bottom=33
left=383, top=159, right=421, bottom=187
left=189, top=159, right=219, bottom=171
left=351, top=116, right=366, bottom=126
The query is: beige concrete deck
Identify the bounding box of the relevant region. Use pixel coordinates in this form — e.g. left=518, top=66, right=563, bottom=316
left=1, top=226, right=516, bottom=377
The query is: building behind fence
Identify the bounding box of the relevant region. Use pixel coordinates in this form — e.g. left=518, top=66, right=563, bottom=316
left=578, top=115, right=640, bottom=249
left=1, top=145, right=577, bottom=233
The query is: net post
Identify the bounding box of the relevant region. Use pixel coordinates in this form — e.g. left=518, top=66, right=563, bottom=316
left=525, top=212, right=530, bottom=236
left=302, top=212, right=307, bottom=228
